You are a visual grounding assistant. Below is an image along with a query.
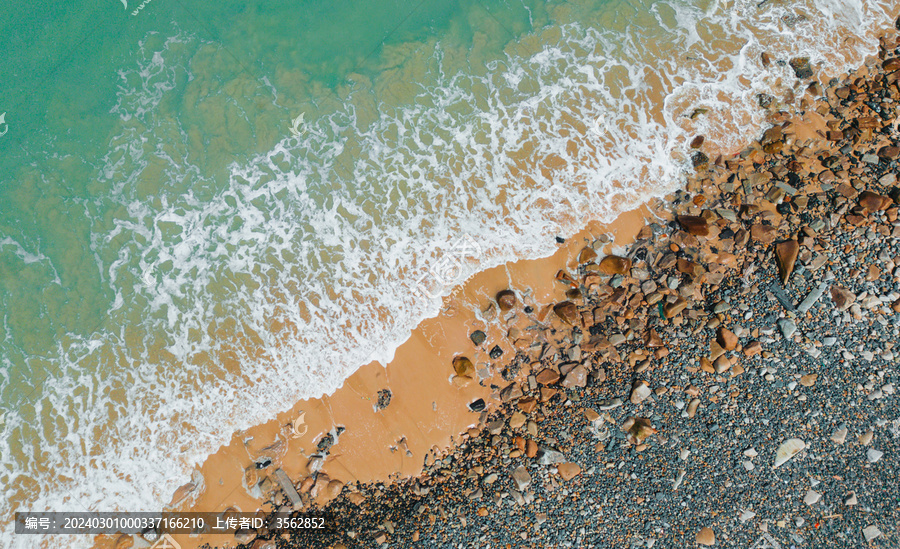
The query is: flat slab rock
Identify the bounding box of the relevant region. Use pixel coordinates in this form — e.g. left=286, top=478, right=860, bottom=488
left=510, top=465, right=531, bottom=491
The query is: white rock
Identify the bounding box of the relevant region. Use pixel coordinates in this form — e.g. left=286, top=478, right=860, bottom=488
left=830, top=427, right=848, bottom=444
left=673, top=469, right=686, bottom=491
left=511, top=466, right=531, bottom=490
left=739, top=509, right=756, bottom=522
left=866, top=448, right=884, bottom=463
left=679, top=449, right=691, bottom=460
left=630, top=382, right=652, bottom=405
left=774, top=438, right=806, bottom=468
left=743, top=447, right=758, bottom=458
left=803, top=490, right=821, bottom=505
left=863, top=525, right=882, bottom=542
left=844, top=492, right=858, bottom=506
left=742, top=461, right=755, bottom=471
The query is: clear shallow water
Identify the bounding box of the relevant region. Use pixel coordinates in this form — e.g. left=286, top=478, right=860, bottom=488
left=0, top=0, right=893, bottom=546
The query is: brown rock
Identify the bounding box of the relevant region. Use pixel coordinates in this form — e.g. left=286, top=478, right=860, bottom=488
left=298, top=476, right=315, bottom=494
left=709, top=340, right=726, bottom=361
left=866, top=264, right=881, bottom=282
left=878, top=146, right=900, bottom=160
left=687, top=398, right=701, bottom=418
left=536, top=368, right=560, bottom=385
left=761, top=52, right=771, bottom=66
left=858, top=191, right=888, bottom=211
left=526, top=439, right=538, bottom=458
left=750, top=224, right=778, bottom=245
left=818, top=170, right=836, bottom=185
left=789, top=57, right=813, bottom=79
left=800, top=374, right=818, bottom=387
left=500, top=383, right=524, bottom=402
left=630, top=381, right=652, bottom=404
left=452, top=356, right=475, bottom=377
left=663, top=297, right=688, bottom=319
left=692, top=151, right=709, bottom=169
left=496, top=289, right=517, bottom=311
left=645, top=328, right=663, bottom=348
left=700, top=356, right=714, bottom=373
left=844, top=214, right=865, bottom=226
left=716, top=327, right=738, bottom=351
left=857, top=116, right=879, bottom=129
left=743, top=340, right=762, bottom=357
left=561, top=365, right=588, bottom=389
left=761, top=125, right=783, bottom=145
left=677, top=257, right=704, bottom=277
left=830, top=286, right=855, bottom=310
left=578, top=247, right=598, bottom=264
left=347, top=492, right=366, bottom=506
left=826, top=130, right=843, bottom=141
left=325, top=479, right=344, bottom=499
left=775, top=239, right=799, bottom=284
left=624, top=417, right=657, bottom=442
left=657, top=253, right=677, bottom=269
left=696, top=527, right=716, bottom=546
left=837, top=183, right=858, bottom=199
left=557, top=462, right=582, bottom=481
left=553, top=301, right=580, bottom=324
left=734, top=228, right=750, bottom=248
left=517, top=396, right=537, bottom=413
left=676, top=215, right=710, bottom=236
left=883, top=57, right=900, bottom=72
left=556, top=270, right=577, bottom=286
left=598, top=255, right=632, bottom=275
left=713, top=355, right=731, bottom=374
left=892, top=298, right=900, bottom=313
left=690, top=135, right=705, bottom=149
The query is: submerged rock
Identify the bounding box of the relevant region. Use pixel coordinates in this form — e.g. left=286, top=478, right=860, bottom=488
left=496, top=289, right=517, bottom=311
left=598, top=255, right=631, bottom=275
left=676, top=215, right=709, bottom=236
left=790, top=57, right=813, bottom=79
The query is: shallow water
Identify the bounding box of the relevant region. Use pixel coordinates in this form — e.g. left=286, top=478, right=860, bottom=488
left=0, top=0, right=894, bottom=546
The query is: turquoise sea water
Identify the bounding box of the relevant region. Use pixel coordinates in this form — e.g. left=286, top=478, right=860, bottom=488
left=0, top=0, right=893, bottom=546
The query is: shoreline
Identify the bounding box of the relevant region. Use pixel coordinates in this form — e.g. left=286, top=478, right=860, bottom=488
left=98, top=11, right=900, bottom=549
left=132, top=206, right=662, bottom=549
left=239, top=23, right=900, bottom=549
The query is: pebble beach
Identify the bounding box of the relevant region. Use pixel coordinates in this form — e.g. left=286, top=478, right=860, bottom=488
left=208, top=24, right=900, bottom=549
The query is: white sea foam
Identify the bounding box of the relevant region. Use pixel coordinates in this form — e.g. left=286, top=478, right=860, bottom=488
left=0, top=0, right=895, bottom=547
